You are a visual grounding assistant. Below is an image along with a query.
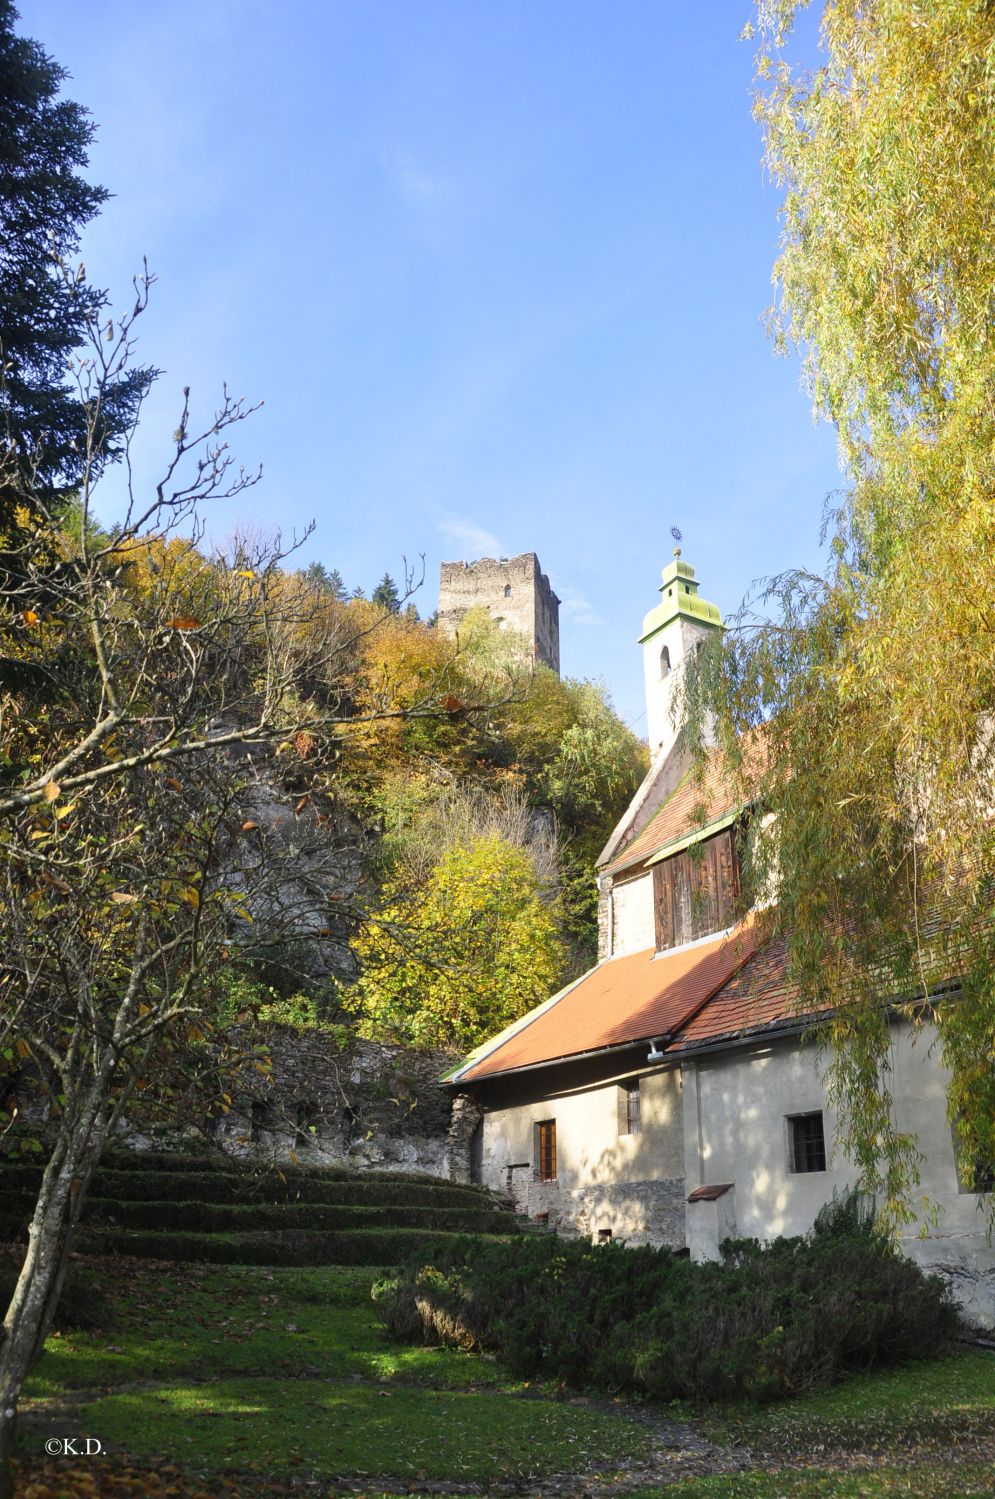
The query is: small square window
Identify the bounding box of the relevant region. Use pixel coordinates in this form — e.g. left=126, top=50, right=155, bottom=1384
left=597, top=1227, right=613, bottom=1243
left=536, top=1119, right=556, bottom=1181
left=788, top=1111, right=826, bottom=1173
left=972, top=1161, right=995, bottom=1194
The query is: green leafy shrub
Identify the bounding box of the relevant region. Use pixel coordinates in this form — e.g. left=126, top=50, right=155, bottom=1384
left=376, top=1224, right=959, bottom=1403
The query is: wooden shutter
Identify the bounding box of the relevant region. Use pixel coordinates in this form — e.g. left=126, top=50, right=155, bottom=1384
left=537, top=1120, right=556, bottom=1181
left=652, top=827, right=741, bottom=952
left=653, top=861, right=675, bottom=950
left=714, top=827, right=740, bottom=929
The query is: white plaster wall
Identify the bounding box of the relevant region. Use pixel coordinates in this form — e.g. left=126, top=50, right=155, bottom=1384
left=611, top=873, right=655, bottom=956
left=888, top=1021, right=995, bottom=1329
left=482, top=1069, right=682, bottom=1190
left=682, top=1041, right=851, bottom=1241
left=479, top=1069, right=685, bottom=1244
left=681, top=1021, right=995, bottom=1328
left=643, top=618, right=712, bottom=759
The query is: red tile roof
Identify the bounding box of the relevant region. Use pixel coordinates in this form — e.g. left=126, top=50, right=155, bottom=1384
left=605, top=752, right=739, bottom=875
left=457, top=920, right=759, bottom=1082
left=605, top=732, right=770, bottom=877
left=670, top=934, right=804, bottom=1049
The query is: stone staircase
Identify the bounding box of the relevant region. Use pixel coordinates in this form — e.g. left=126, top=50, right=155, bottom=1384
left=0, top=1150, right=523, bottom=1266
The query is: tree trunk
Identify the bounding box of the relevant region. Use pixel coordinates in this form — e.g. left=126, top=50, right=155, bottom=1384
left=0, top=1094, right=106, bottom=1499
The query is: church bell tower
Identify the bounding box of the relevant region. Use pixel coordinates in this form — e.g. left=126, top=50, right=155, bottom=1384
left=640, top=548, right=722, bottom=761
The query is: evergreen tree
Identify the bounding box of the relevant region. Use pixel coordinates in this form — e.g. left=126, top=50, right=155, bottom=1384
left=372, top=572, right=401, bottom=613
left=301, top=562, right=349, bottom=599
left=0, top=1, right=150, bottom=511
left=303, top=560, right=331, bottom=591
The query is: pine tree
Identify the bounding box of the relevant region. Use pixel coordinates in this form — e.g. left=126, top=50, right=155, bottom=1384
left=0, top=1, right=149, bottom=511
left=372, top=572, right=401, bottom=613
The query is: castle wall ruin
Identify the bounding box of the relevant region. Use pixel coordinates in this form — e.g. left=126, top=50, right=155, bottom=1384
left=438, top=552, right=560, bottom=674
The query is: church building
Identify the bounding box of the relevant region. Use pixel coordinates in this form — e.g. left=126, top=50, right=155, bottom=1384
left=444, top=551, right=995, bottom=1330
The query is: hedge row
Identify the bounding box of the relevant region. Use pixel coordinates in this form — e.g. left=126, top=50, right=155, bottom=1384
left=374, top=1208, right=960, bottom=1402
left=96, top=1152, right=477, bottom=1190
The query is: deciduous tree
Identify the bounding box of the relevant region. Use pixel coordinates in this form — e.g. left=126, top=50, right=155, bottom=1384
left=686, top=0, right=995, bottom=1223
left=350, top=833, right=566, bottom=1051
left=0, top=280, right=465, bottom=1496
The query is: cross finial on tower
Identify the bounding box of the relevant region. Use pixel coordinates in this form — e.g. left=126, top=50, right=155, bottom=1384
left=670, top=525, right=683, bottom=558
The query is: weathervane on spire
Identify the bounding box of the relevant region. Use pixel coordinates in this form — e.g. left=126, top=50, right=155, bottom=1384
left=670, top=525, right=683, bottom=558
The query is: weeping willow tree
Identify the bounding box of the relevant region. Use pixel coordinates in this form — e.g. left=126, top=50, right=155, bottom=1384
left=687, top=0, right=995, bottom=1224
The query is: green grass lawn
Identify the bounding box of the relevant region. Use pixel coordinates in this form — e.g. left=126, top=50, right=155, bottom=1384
left=16, top=1256, right=995, bottom=1496
left=21, top=1258, right=650, bottom=1487
left=631, top=1466, right=995, bottom=1498
left=699, top=1351, right=995, bottom=1454
left=27, top=1261, right=511, bottom=1396
left=629, top=1352, right=995, bottom=1498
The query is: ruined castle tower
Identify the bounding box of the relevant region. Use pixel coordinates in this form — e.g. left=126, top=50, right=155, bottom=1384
left=437, top=552, right=560, bottom=674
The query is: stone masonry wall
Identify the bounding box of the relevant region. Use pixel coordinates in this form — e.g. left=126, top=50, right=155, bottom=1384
left=211, top=1034, right=467, bottom=1177
left=102, top=1033, right=473, bottom=1181
left=438, top=552, right=560, bottom=673
left=522, top=1176, right=686, bottom=1248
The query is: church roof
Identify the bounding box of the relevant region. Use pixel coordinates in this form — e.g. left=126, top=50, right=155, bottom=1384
left=603, top=750, right=741, bottom=876
left=669, top=934, right=802, bottom=1050
left=448, top=919, right=760, bottom=1084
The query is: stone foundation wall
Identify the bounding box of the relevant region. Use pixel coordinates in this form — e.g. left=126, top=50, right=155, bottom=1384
left=13, top=1031, right=477, bottom=1182
left=521, top=1176, right=686, bottom=1248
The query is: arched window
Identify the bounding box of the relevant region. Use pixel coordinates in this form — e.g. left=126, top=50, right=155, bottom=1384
left=660, top=645, right=671, bottom=678
left=503, top=584, right=511, bottom=598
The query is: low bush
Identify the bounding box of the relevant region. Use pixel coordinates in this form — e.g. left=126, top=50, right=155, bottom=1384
left=375, top=1210, right=960, bottom=1403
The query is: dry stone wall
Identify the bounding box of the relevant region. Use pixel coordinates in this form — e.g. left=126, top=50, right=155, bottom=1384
left=208, top=1032, right=470, bottom=1178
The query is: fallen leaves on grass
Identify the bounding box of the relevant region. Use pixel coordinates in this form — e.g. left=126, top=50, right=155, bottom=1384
left=13, top=1454, right=292, bottom=1497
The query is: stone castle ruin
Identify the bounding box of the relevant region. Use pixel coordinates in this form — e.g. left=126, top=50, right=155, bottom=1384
left=438, top=552, right=560, bottom=674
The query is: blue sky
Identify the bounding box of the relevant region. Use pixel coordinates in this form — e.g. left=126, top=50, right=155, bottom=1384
left=21, top=0, right=840, bottom=732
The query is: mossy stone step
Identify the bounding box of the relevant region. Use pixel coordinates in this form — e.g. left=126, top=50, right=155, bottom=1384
left=0, top=1151, right=519, bottom=1267
left=98, top=1151, right=474, bottom=1189
left=0, top=1195, right=519, bottom=1236
left=68, top=1224, right=504, bottom=1267
left=0, top=1161, right=496, bottom=1209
